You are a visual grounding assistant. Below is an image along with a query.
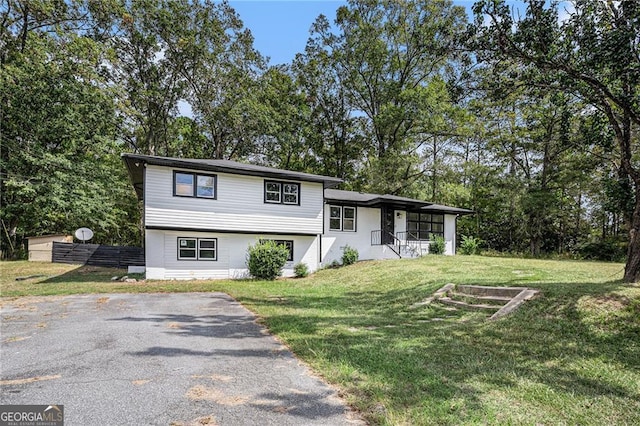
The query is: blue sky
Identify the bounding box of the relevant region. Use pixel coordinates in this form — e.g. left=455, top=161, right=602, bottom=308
left=229, top=0, right=487, bottom=66
left=229, top=1, right=346, bottom=65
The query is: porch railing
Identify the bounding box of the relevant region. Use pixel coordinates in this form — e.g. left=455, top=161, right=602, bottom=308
left=396, top=231, right=429, bottom=255
left=371, top=230, right=404, bottom=258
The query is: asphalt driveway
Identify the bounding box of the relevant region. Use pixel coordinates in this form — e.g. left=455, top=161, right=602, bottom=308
left=0, top=293, right=361, bottom=425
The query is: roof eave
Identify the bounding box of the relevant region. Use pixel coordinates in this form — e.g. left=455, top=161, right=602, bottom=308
left=122, top=153, right=342, bottom=188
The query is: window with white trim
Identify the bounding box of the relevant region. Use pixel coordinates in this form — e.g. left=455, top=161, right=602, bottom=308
left=178, top=237, right=217, bottom=260
left=174, top=171, right=217, bottom=199
left=264, top=180, right=300, bottom=205
left=343, top=206, right=356, bottom=231
left=329, top=205, right=356, bottom=231
left=329, top=206, right=342, bottom=230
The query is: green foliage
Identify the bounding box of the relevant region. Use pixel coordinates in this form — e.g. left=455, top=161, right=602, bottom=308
left=306, top=0, right=468, bottom=195
left=246, top=240, right=289, bottom=280
left=293, top=262, right=309, bottom=278
left=575, top=238, right=627, bottom=263
left=469, top=0, right=640, bottom=281
left=1, top=17, right=140, bottom=257
left=429, top=236, right=446, bottom=255
left=341, top=245, right=359, bottom=266
left=459, top=235, right=481, bottom=255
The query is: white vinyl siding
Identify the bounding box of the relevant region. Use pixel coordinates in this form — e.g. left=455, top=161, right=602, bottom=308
left=145, top=165, right=323, bottom=234
left=145, top=229, right=319, bottom=280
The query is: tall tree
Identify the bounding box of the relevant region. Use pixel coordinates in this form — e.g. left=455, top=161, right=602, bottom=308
left=308, top=0, right=468, bottom=195
left=110, top=0, right=185, bottom=156
left=159, top=0, right=266, bottom=160
left=470, top=0, right=640, bottom=281
left=292, top=24, right=367, bottom=184
left=1, top=2, right=139, bottom=256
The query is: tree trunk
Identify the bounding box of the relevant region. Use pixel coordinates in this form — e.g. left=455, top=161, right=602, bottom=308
left=623, top=189, right=640, bottom=282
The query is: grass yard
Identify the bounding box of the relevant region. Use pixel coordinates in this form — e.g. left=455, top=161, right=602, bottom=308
left=2, top=257, right=639, bottom=425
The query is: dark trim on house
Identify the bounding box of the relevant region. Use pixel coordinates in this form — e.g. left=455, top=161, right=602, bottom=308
left=324, top=189, right=474, bottom=215
left=177, top=236, right=218, bottom=261
left=173, top=170, right=218, bottom=199
left=145, top=225, right=318, bottom=237
left=421, top=204, right=474, bottom=215
left=264, top=180, right=301, bottom=206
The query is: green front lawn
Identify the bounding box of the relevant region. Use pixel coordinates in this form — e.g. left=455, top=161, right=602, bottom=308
left=2, top=257, right=639, bottom=425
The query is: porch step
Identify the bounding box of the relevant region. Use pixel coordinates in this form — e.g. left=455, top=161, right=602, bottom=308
left=438, top=297, right=499, bottom=311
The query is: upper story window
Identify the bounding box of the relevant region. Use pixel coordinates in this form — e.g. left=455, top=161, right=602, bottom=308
left=407, top=212, right=444, bottom=240
left=329, top=205, right=356, bottom=231
left=174, top=171, right=217, bottom=199
left=264, top=180, right=300, bottom=205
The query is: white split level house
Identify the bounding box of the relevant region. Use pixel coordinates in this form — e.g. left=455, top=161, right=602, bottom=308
left=122, top=154, right=473, bottom=280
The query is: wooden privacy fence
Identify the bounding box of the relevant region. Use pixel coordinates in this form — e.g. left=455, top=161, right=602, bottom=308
left=52, top=242, right=144, bottom=269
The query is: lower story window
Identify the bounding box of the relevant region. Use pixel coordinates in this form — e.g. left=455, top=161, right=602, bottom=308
left=407, top=213, right=444, bottom=240
left=329, top=205, right=356, bottom=231
left=261, top=239, right=294, bottom=261
left=178, top=237, right=217, bottom=260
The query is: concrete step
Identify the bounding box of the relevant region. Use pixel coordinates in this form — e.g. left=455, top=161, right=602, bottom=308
left=456, top=285, right=526, bottom=298
left=438, top=297, right=499, bottom=311
left=490, top=289, right=539, bottom=320
left=449, top=292, right=512, bottom=303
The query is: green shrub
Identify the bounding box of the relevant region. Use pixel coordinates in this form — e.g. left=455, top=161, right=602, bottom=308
left=459, top=235, right=481, bottom=255
left=327, top=260, right=341, bottom=269
left=575, top=237, right=627, bottom=262
left=342, top=245, right=359, bottom=266
left=246, top=240, right=289, bottom=280
left=293, top=262, right=309, bottom=278
left=429, top=236, right=446, bottom=255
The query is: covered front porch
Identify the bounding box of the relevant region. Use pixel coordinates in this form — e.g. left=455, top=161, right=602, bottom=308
left=321, top=189, right=472, bottom=264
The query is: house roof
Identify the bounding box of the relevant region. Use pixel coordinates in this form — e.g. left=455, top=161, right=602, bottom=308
left=421, top=203, right=474, bottom=215
left=324, top=189, right=430, bottom=209
left=122, top=153, right=343, bottom=198
left=324, top=189, right=473, bottom=215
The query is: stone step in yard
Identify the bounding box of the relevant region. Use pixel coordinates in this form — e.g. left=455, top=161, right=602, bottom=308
left=432, top=283, right=539, bottom=320
left=438, top=297, right=499, bottom=310
left=449, top=292, right=513, bottom=304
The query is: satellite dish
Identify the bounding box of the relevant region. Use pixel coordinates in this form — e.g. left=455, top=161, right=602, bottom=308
left=75, top=227, right=94, bottom=242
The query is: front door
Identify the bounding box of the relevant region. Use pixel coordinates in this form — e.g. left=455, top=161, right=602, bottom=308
left=381, top=206, right=395, bottom=244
